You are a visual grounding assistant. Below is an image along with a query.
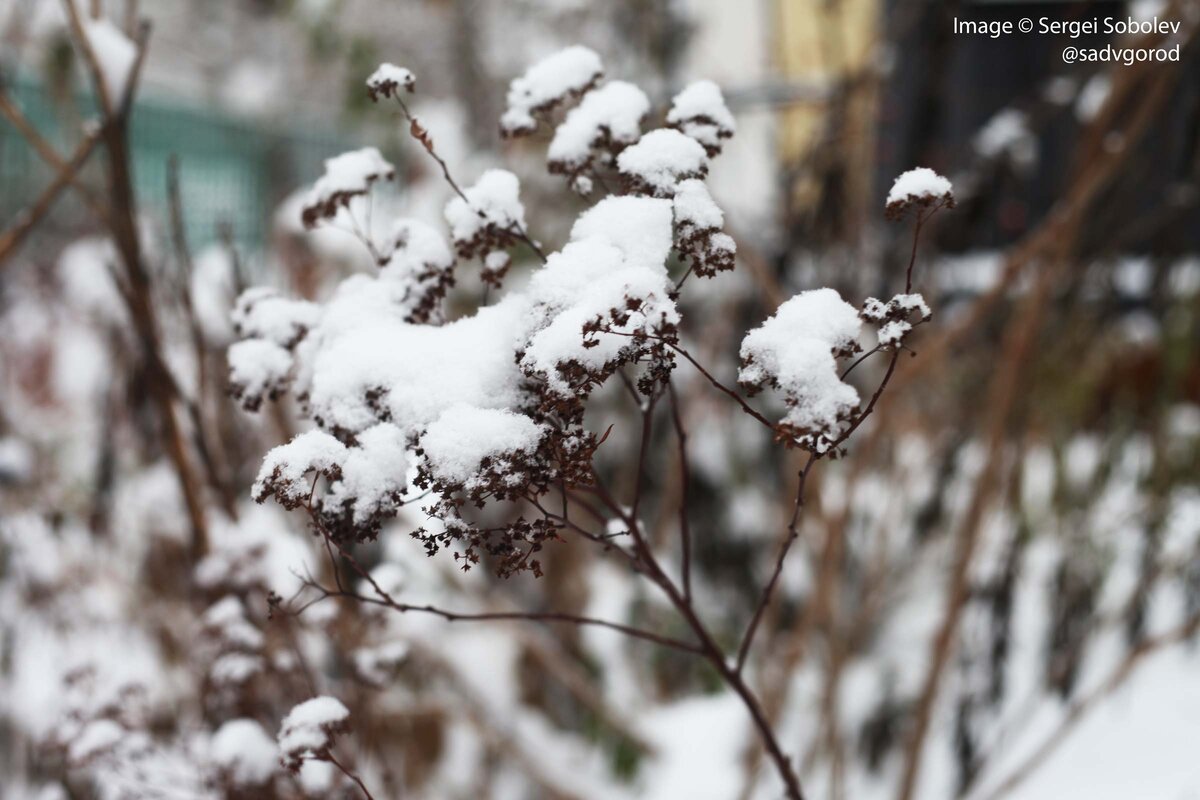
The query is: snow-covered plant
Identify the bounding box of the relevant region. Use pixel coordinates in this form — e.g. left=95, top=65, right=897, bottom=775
left=229, top=47, right=954, bottom=799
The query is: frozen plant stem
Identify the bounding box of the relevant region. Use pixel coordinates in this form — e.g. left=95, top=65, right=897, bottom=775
left=298, top=505, right=707, bottom=657
left=325, top=752, right=377, bottom=800
left=391, top=94, right=547, bottom=262
left=61, top=3, right=211, bottom=557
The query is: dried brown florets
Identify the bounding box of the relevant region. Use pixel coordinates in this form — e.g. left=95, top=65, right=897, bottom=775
left=278, top=697, right=352, bottom=772
left=861, top=293, right=933, bottom=350
left=666, top=80, right=737, bottom=157
left=365, top=63, right=415, bottom=102
left=884, top=168, right=956, bottom=221
left=413, top=508, right=562, bottom=578
left=251, top=432, right=347, bottom=510
left=407, top=408, right=603, bottom=578
left=669, top=179, right=737, bottom=279
left=522, top=298, right=680, bottom=417
left=300, top=148, right=395, bottom=229
left=380, top=220, right=458, bottom=324
left=500, top=46, right=605, bottom=137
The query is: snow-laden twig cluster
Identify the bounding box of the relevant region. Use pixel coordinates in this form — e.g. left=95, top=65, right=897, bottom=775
left=223, top=46, right=955, bottom=800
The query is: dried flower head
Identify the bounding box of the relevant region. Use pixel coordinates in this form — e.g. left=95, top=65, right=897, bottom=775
left=667, top=80, right=737, bottom=156
left=500, top=46, right=604, bottom=136
left=301, top=147, right=395, bottom=229
left=365, top=63, right=415, bottom=101
left=277, top=696, right=351, bottom=772
left=861, top=293, right=933, bottom=349
left=885, top=167, right=955, bottom=220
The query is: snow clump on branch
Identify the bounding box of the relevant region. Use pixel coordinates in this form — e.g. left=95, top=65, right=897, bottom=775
left=301, top=147, right=394, bottom=229
left=365, top=63, right=415, bottom=101
left=885, top=167, right=954, bottom=220
left=277, top=696, right=351, bottom=771
left=500, top=46, right=604, bottom=136
left=739, top=289, right=864, bottom=454
left=667, top=80, right=737, bottom=156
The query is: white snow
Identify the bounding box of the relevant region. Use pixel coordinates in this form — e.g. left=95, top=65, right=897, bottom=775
left=739, top=289, right=863, bottom=452
left=227, top=338, right=293, bottom=408
left=0, top=436, right=34, bottom=483
left=547, top=80, right=650, bottom=169
left=500, top=46, right=604, bottom=134
left=366, top=62, right=415, bottom=98
left=82, top=18, right=137, bottom=103
left=68, top=718, right=125, bottom=764
left=381, top=219, right=454, bottom=278
left=211, top=719, right=278, bottom=787
left=252, top=430, right=348, bottom=507
left=277, top=696, right=350, bottom=763
left=210, top=652, right=264, bottom=685
left=443, top=169, right=526, bottom=250
left=58, top=237, right=126, bottom=326
left=324, top=422, right=411, bottom=524
left=667, top=80, right=736, bottom=153
left=673, top=178, right=725, bottom=234
left=975, top=109, right=1036, bottom=166
left=190, top=246, right=237, bottom=346
left=877, top=320, right=911, bottom=347
left=232, top=287, right=320, bottom=349
left=420, top=405, right=546, bottom=486
left=886, top=167, right=954, bottom=208
left=520, top=196, right=677, bottom=395
left=617, top=128, right=709, bottom=196
left=202, top=596, right=264, bottom=651
left=300, top=282, right=529, bottom=436
left=302, top=147, right=394, bottom=226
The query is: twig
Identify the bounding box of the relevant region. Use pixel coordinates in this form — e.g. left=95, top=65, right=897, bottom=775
left=393, top=94, right=546, bottom=262
left=300, top=506, right=705, bottom=656
left=166, top=154, right=238, bottom=517
left=736, top=455, right=815, bottom=673
left=594, top=409, right=808, bottom=800
left=324, top=752, right=377, bottom=800
left=62, top=11, right=211, bottom=556
left=0, top=125, right=103, bottom=264
left=0, top=89, right=110, bottom=225
left=666, top=381, right=694, bottom=600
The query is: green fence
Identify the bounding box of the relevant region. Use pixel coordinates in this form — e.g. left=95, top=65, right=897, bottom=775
left=1, top=72, right=353, bottom=254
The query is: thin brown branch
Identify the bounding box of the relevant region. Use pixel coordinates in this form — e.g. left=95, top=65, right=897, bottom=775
left=0, top=125, right=103, bottom=264
left=736, top=455, right=816, bottom=673
left=894, top=262, right=1059, bottom=800
left=302, top=507, right=705, bottom=656
left=666, top=381, right=694, bottom=600
left=324, top=752, right=377, bottom=800
left=0, top=89, right=110, bottom=224
left=599, top=404, right=808, bottom=800
left=393, top=94, right=546, bottom=262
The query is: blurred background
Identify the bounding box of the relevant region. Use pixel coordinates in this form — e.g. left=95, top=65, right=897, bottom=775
left=1, top=1, right=1198, bottom=799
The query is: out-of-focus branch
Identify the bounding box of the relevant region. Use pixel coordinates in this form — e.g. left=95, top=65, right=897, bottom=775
left=666, top=380, right=694, bottom=600
left=972, top=612, right=1200, bottom=800
left=56, top=11, right=211, bottom=556
left=0, top=88, right=110, bottom=225
left=0, top=123, right=103, bottom=264
left=166, top=155, right=238, bottom=517
left=894, top=256, right=1061, bottom=800
left=736, top=453, right=815, bottom=674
